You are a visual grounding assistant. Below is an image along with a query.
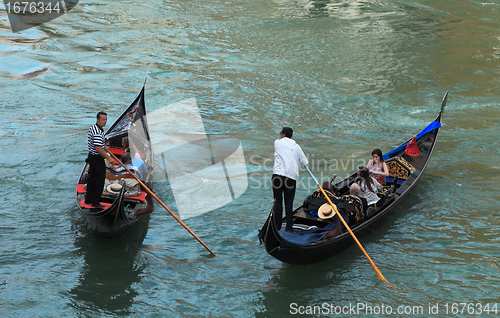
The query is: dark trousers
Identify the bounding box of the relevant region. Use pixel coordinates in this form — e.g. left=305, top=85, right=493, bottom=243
left=272, top=174, right=296, bottom=231
left=85, top=154, right=106, bottom=205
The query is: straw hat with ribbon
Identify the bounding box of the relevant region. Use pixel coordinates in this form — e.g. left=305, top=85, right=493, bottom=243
left=318, top=203, right=337, bottom=219
left=106, top=183, right=123, bottom=195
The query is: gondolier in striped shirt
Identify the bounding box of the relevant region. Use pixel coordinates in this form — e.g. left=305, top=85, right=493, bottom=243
left=85, top=112, right=114, bottom=208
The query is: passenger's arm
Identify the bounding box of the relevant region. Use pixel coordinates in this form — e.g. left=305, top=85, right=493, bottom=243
left=381, top=162, right=390, bottom=177
left=366, top=159, right=372, bottom=169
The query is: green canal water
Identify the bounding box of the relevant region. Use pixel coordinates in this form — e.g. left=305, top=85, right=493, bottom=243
left=1, top=0, right=499, bottom=317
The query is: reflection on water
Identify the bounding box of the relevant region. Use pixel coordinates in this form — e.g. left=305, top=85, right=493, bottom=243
left=273, top=0, right=394, bottom=19
left=69, top=215, right=150, bottom=315
left=255, top=252, right=360, bottom=317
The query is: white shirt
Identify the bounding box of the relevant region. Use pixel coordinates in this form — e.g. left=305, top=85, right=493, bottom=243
left=357, top=177, right=382, bottom=206
left=273, top=137, right=308, bottom=180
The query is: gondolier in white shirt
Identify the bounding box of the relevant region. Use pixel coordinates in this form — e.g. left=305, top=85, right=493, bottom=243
left=272, top=127, right=308, bottom=231
left=85, top=112, right=114, bottom=208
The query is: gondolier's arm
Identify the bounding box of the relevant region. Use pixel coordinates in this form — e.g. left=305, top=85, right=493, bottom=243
left=95, top=145, right=114, bottom=164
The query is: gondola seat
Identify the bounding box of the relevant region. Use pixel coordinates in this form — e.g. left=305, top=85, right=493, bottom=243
left=385, top=156, right=418, bottom=185
left=105, top=168, right=140, bottom=181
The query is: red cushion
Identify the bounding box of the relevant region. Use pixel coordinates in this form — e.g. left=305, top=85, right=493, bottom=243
left=79, top=200, right=112, bottom=209
left=77, top=183, right=146, bottom=202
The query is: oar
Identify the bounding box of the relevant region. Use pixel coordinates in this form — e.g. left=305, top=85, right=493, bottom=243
left=305, top=166, right=393, bottom=286
left=110, top=153, right=217, bottom=257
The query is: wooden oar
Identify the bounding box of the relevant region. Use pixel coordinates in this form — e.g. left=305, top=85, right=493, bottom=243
left=110, top=153, right=217, bottom=257
left=305, top=166, right=393, bottom=286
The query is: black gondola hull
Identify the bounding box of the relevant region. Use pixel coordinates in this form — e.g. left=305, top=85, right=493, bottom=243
left=261, top=191, right=412, bottom=265
left=260, top=92, right=448, bottom=265
left=76, top=183, right=153, bottom=238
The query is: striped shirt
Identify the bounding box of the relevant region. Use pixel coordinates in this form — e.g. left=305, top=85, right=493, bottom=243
left=87, top=123, right=105, bottom=156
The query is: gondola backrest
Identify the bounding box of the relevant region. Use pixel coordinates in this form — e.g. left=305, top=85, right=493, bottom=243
left=386, top=156, right=417, bottom=180
left=105, top=170, right=139, bottom=181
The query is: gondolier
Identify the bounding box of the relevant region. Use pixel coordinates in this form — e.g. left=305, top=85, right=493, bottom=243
left=85, top=111, right=114, bottom=208
left=272, top=127, right=308, bottom=231
left=76, top=85, right=155, bottom=237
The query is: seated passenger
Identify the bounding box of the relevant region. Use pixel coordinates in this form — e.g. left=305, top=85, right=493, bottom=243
left=350, top=183, right=361, bottom=196
left=349, top=183, right=367, bottom=212
left=366, top=148, right=389, bottom=186
left=319, top=203, right=342, bottom=240
left=322, top=181, right=339, bottom=196
left=302, top=182, right=339, bottom=214
left=104, top=140, right=119, bottom=170
left=122, top=136, right=129, bottom=149
left=356, top=167, right=382, bottom=206
left=121, top=137, right=148, bottom=180
left=131, top=153, right=148, bottom=180
left=341, top=183, right=366, bottom=223
left=115, top=152, right=140, bottom=177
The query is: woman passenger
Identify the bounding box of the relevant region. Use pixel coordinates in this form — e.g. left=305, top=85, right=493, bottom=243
left=356, top=167, right=382, bottom=206
left=366, top=148, right=389, bottom=186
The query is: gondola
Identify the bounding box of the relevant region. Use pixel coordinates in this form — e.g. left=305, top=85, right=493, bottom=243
left=75, top=85, right=154, bottom=238
left=259, top=92, right=448, bottom=265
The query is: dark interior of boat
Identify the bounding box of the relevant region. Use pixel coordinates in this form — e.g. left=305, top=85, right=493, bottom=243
left=287, top=129, right=440, bottom=243
left=290, top=153, right=422, bottom=235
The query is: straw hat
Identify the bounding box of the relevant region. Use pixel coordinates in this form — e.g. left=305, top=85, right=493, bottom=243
left=106, top=183, right=123, bottom=195
left=405, top=136, right=420, bottom=156
left=318, top=203, right=337, bottom=219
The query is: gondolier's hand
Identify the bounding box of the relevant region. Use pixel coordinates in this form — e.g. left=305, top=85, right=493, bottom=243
left=95, top=146, right=114, bottom=165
